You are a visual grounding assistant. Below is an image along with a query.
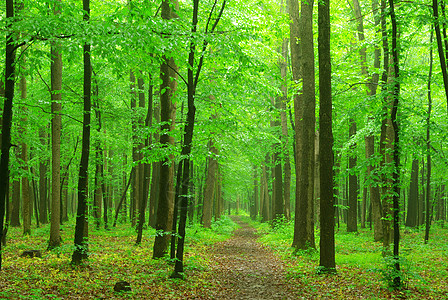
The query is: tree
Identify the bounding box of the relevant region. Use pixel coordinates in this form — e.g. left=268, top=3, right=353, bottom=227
left=72, top=0, right=92, bottom=265
left=406, top=157, right=419, bottom=227
left=0, top=0, right=17, bottom=270
left=19, top=58, right=31, bottom=236
left=291, top=0, right=316, bottom=250
left=388, top=0, right=401, bottom=287
left=48, top=1, right=63, bottom=248
left=424, top=30, right=433, bottom=244
left=202, top=139, right=218, bottom=228
left=318, top=0, right=336, bottom=273
left=152, top=0, right=179, bottom=259
left=38, top=128, right=48, bottom=225
left=347, top=119, right=358, bottom=233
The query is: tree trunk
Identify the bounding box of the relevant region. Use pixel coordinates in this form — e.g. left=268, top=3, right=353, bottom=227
left=152, top=0, right=178, bottom=259
left=48, top=31, right=63, bottom=249
left=11, top=178, right=20, bottom=227
left=424, top=30, right=433, bottom=243
left=433, top=0, right=448, bottom=105
left=388, top=0, right=401, bottom=286
left=20, top=72, right=31, bottom=236
left=291, top=0, right=316, bottom=250
left=201, top=140, right=218, bottom=228
left=148, top=104, right=160, bottom=228
left=279, top=36, right=291, bottom=221
left=0, top=0, right=17, bottom=269
left=71, top=0, right=91, bottom=265
left=318, top=0, right=336, bottom=271
left=39, top=128, right=48, bottom=224
left=136, top=76, right=153, bottom=244
left=406, top=158, right=419, bottom=227
left=347, top=119, right=358, bottom=233
left=130, top=71, right=138, bottom=227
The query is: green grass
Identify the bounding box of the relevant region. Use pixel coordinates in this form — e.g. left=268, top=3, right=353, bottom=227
left=0, top=216, right=238, bottom=299
left=251, top=217, right=448, bottom=299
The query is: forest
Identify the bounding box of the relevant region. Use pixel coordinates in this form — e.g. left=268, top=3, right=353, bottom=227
left=0, top=0, right=447, bottom=298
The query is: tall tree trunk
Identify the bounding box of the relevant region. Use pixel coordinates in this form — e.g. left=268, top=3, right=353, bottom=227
left=0, top=0, right=17, bottom=269
left=152, top=0, right=178, bottom=259
left=363, top=0, right=383, bottom=242
left=292, top=0, right=316, bottom=250
left=318, top=0, right=336, bottom=271
left=424, top=31, right=433, bottom=244
left=388, top=0, right=401, bottom=287
left=148, top=104, right=160, bottom=228
left=20, top=71, right=31, bottom=236
left=130, top=71, right=138, bottom=227
left=136, top=77, right=153, bottom=244
left=71, top=0, right=91, bottom=265
left=48, top=22, right=63, bottom=248
left=379, top=0, right=392, bottom=252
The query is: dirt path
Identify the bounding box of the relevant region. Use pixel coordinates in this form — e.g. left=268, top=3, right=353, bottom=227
left=210, top=216, right=300, bottom=299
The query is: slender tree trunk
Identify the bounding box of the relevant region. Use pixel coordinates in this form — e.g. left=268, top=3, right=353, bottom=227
left=433, top=0, right=448, bottom=106
left=130, top=71, right=138, bottom=227
left=48, top=26, right=63, bottom=249
left=425, top=31, right=433, bottom=244
left=347, top=119, right=358, bottom=232
left=0, top=0, right=17, bottom=269
left=149, top=105, right=160, bottom=228
left=136, top=77, right=153, bottom=244
left=252, top=166, right=259, bottom=219
left=20, top=71, right=31, bottom=236
left=71, top=0, right=91, bottom=265
left=39, top=128, right=48, bottom=224
left=388, top=0, right=401, bottom=287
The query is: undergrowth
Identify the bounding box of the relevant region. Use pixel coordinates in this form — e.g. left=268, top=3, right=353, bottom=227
left=0, top=216, right=238, bottom=299
left=248, top=216, right=448, bottom=299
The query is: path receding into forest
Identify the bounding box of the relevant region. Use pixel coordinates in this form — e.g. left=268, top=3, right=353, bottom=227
left=210, top=216, right=301, bottom=299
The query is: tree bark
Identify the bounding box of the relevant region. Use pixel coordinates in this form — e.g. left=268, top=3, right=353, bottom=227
left=136, top=76, right=153, bottom=244
left=347, top=119, right=358, bottom=232
left=318, top=0, right=336, bottom=271
left=38, top=128, right=48, bottom=224
left=201, top=140, right=218, bottom=228
left=20, top=71, right=31, bottom=236
left=0, top=0, right=17, bottom=269
left=71, top=0, right=91, bottom=265
left=152, top=0, right=178, bottom=259
left=48, top=29, right=63, bottom=249
left=148, top=104, right=160, bottom=228
left=424, top=30, right=433, bottom=244
left=292, top=0, right=316, bottom=250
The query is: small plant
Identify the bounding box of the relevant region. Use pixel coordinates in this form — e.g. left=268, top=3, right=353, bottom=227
left=373, top=255, right=413, bottom=290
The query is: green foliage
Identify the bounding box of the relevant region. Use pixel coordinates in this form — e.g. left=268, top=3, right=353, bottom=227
left=252, top=218, right=448, bottom=299
left=0, top=216, right=238, bottom=298
left=370, top=255, right=417, bottom=290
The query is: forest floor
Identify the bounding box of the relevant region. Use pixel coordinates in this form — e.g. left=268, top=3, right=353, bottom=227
left=208, top=216, right=301, bottom=299
left=0, top=215, right=447, bottom=299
